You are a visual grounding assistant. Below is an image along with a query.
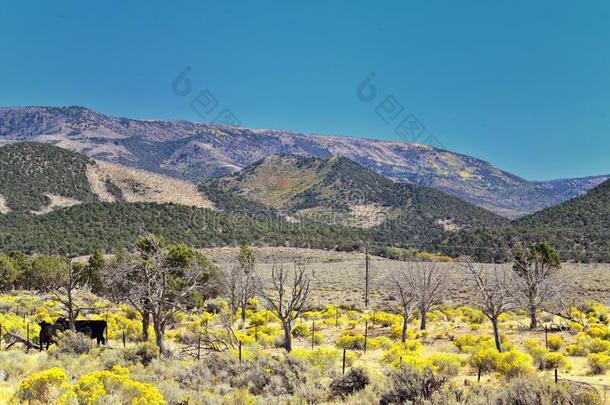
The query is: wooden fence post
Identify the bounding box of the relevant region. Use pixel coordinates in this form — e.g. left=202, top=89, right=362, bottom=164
left=554, top=368, right=558, bottom=384
left=239, top=340, right=242, bottom=364
left=122, top=331, right=126, bottom=348
left=342, top=348, right=346, bottom=375
left=26, top=324, right=30, bottom=354
left=364, top=321, right=368, bottom=353
left=197, top=334, right=201, bottom=361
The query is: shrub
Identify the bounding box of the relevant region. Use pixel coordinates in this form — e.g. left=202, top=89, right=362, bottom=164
left=586, top=324, right=610, bottom=339
left=53, top=330, right=94, bottom=356
left=291, top=348, right=356, bottom=371
left=329, top=367, right=369, bottom=398
left=384, top=341, right=423, bottom=367
left=498, top=376, right=600, bottom=405
left=369, top=311, right=397, bottom=327
left=588, top=352, right=610, bottom=374
left=452, top=334, right=494, bottom=353
left=523, top=340, right=547, bottom=367
left=291, top=323, right=309, bottom=338
left=547, top=335, right=564, bottom=352
left=133, top=342, right=158, bottom=366
left=73, top=365, right=164, bottom=404
left=427, top=353, right=462, bottom=377
left=459, top=307, right=485, bottom=324
left=566, top=343, right=589, bottom=356
left=232, top=354, right=305, bottom=396
left=569, top=322, right=585, bottom=334
left=336, top=333, right=365, bottom=350
left=469, top=348, right=500, bottom=373
left=367, top=336, right=394, bottom=350
left=495, top=350, right=534, bottom=378
left=541, top=352, right=571, bottom=370
left=380, top=366, right=446, bottom=404
left=15, top=367, right=68, bottom=403
left=589, top=338, right=610, bottom=354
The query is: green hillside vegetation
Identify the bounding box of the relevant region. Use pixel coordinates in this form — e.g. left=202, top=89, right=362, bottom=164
left=203, top=155, right=508, bottom=246
left=434, top=179, right=610, bottom=262
left=0, top=202, right=367, bottom=255
left=0, top=142, right=99, bottom=211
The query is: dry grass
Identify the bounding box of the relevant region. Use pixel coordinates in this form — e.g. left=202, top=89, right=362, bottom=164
left=201, top=246, right=610, bottom=306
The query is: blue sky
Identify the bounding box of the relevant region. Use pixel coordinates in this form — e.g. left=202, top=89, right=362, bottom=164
left=1, top=1, right=609, bottom=180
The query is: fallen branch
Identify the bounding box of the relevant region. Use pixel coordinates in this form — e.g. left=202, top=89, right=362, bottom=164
left=3, top=332, right=42, bottom=351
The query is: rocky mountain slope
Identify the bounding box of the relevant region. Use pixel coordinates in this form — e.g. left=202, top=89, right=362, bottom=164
left=1, top=106, right=606, bottom=218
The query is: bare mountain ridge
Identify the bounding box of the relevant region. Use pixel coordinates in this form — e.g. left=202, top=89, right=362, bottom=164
left=1, top=106, right=606, bottom=218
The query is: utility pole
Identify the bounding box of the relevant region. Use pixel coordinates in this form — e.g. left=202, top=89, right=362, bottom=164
left=364, top=242, right=370, bottom=308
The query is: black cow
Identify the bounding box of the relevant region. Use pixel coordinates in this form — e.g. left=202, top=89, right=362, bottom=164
left=55, top=318, right=107, bottom=345
left=39, top=318, right=107, bottom=350
left=38, top=321, right=63, bottom=350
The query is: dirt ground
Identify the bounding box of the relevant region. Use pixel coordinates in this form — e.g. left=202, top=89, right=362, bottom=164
left=201, top=246, right=610, bottom=307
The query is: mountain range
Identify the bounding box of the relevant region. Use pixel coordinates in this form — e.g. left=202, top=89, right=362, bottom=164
left=0, top=141, right=608, bottom=262
left=0, top=142, right=506, bottom=255
left=1, top=106, right=607, bottom=218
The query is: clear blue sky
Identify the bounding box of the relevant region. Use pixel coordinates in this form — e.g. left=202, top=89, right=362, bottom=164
left=1, top=1, right=609, bottom=180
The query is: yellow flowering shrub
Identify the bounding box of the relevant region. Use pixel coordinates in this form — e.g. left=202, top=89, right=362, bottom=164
left=586, top=324, right=610, bottom=339
left=453, top=334, right=494, bottom=353
left=495, top=350, right=534, bottom=378
left=384, top=341, right=423, bottom=367
left=541, top=352, right=571, bottom=370
left=389, top=323, right=415, bottom=340
left=427, top=353, right=463, bottom=377
left=15, top=367, right=68, bottom=403
left=588, top=338, right=610, bottom=354
left=547, top=335, right=564, bottom=352
left=459, top=307, right=485, bottom=324
left=72, top=365, right=165, bottom=404
left=367, top=336, right=394, bottom=350
left=290, top=347, right=356, bottom=370
left=565, top=343, right=589, bottom=356
left=588, top=352, right=610, bottom=374
left=335, top=332, right=365, bottom=350
left=469, top=348, right=500, bottom=372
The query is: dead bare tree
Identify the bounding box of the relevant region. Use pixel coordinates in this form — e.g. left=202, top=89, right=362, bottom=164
left=382, top=266, right=418, bottom=342
left=257, top=261, right=311, bottom=352
left=48, top=261, right=89, bottom=331
left=543, top=275, right=588, bottom=329
left=412, top=262, right=445, bottom=330
left=462, top=262, right=518, bottom=352
left=224, top=246, right=257, bottom=326
left=512, top=243, right=561, bottom=329
left=103, top=235, right=218, bottom=353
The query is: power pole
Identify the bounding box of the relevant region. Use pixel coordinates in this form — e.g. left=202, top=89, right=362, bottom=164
left=364, top=242, right=370, bottom=308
